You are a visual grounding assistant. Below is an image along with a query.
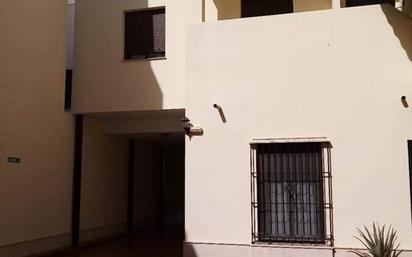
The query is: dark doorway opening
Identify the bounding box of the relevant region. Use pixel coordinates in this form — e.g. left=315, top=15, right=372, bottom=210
left=70, top=130, right=185, bottom=257
left=128, top=132, right=185, bottom=257
left=241, top=0, right=294, bottom=18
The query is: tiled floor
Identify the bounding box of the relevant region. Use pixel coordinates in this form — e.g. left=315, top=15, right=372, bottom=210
left=44, top=232, right=182, bottom=257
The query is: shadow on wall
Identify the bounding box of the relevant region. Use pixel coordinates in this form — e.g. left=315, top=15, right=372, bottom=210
left=381, top=4, right=412, bottom=61
left=73, top=0, right=164, bottom=112
left=126, top=61, right=164, bottom=111
left=122, top=0, right=164, bottom=111
left=211, top=0, right=242, bottom=20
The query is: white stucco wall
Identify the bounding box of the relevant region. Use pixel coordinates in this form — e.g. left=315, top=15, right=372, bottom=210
left=185, top=4, right=412, bottom=256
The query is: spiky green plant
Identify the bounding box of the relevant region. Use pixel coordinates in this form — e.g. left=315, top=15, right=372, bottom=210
left=351, top=223, right=403, bottom=257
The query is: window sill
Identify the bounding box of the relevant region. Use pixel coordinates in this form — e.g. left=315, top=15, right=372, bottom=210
left=122, top=57, right=167, bottom=62
left=184, top=241, right=333, bottom=250
left=251, top=242, right=333, bottom=250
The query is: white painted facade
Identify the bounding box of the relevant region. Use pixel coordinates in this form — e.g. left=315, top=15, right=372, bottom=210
left=185, top=5, right=412, bottom=256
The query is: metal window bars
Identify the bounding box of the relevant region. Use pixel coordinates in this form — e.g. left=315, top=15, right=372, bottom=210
left=250, top=142, right=334, bottom=246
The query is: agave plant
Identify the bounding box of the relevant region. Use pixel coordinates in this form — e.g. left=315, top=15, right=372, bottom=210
left=351, top=223, right=403, bottom=257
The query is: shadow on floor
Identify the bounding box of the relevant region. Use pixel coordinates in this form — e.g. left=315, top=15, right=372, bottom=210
left=43, top=230, right=197, bottom=257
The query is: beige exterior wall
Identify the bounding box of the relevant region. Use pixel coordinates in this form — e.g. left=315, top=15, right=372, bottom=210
left=67, top=1, right=75, bottom=69
left=185, top=4, right=412, bottom=256
left=79, top=117, right=129, bottom=242
left=72, top=0, right=201, bottom=113
left=0, top=0, right=74, bottom=254
left=294, top=0, right=332, bottom=12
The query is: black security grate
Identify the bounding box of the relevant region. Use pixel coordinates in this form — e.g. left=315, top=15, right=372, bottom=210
left=251, top=142, right=333, bottom=245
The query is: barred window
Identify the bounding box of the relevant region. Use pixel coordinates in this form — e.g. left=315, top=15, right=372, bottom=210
left=124, top=7, right=165, bottom=60
left=251, top=141, right=333, bottom=245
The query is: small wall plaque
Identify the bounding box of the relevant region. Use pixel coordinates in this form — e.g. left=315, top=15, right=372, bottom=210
left=7, top=157, right=21, bottom=163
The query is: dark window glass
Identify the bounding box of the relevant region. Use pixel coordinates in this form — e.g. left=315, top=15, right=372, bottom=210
left=65, top=69, right=72, bottom=110
left=242, top=0, right=294, bottom=18
left=124, top=8, right=165, bottom=60
left=255, top=143, right=326, bottom=243
left=345, top=0, right=394, bottom=7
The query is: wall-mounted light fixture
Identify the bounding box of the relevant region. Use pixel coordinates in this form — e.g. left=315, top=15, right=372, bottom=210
left=401, top=96, right=409, bottom=108
left=181, top=117, right=192, bottom=135
left=181, top=117, right=203, bottom=137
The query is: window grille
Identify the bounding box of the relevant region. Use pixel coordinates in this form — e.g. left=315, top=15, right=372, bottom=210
left=251, top=142, right=333, bottom=245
